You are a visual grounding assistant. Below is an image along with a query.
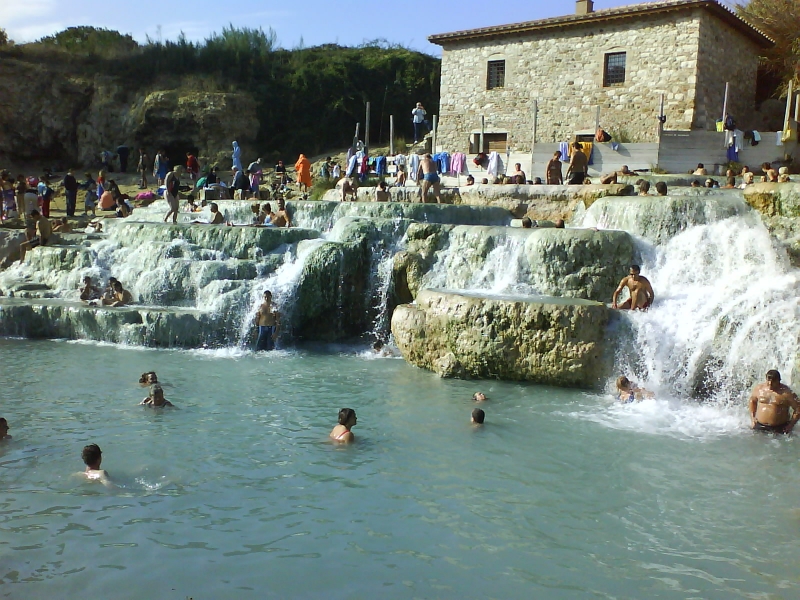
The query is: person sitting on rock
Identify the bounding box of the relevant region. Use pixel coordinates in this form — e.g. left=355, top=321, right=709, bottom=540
left=615, top=376, right=654, bottom=403
left=79, top=276, right=102, bottom=302
left=693, top=163, right=707, bottom=176
left=18, top=210, right=52, bottom=264
left=374, top=181, right=390, bottom=202
left=337, top=177, right=357, bottom=202
left=612, top=265, right=654, bottom=310
left=102, top=280, right=133, bottom=307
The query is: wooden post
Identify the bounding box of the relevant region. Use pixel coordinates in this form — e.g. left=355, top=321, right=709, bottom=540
left=389, top=115, right=394, bottom=155
left=480, top=115, right=485, bottom=153
left=365, top=102, right=370, bottom=153
left=432, top=115, right=438, bottom=154
left=783, top=80, right=794, bottom=133
left=531, top=99, right=538, bottom=179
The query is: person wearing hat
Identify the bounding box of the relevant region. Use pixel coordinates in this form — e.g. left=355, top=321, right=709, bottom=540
left=140, top=383, right=173, bottom=407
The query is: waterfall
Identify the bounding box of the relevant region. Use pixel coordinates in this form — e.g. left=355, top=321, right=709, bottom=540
left=614, top=212, right=800, bottom=401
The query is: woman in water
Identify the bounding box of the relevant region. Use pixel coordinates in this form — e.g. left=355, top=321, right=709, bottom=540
left=330, top=408, right=357, bottom=443
left=615, top=376, right=654, bottom=403
left=139, top=372, right=158, bottom=386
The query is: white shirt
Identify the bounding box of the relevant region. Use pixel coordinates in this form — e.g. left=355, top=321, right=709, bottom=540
left=412, top=107, right=426, bottom=123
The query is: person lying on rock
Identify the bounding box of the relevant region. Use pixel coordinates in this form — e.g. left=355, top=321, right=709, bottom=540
left=101, top=281, right=133, bottom=307
left=615, top=376, right=654, bottom=403
left=611, top=265, right=654, bottom=310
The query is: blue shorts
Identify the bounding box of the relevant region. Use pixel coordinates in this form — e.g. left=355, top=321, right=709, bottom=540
left=423, top=173, right=440, bottom=184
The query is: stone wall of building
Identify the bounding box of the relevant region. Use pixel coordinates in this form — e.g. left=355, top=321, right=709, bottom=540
left=436, top=7, right=760, bottom=152
left=693, top=11, right=761, bottom=131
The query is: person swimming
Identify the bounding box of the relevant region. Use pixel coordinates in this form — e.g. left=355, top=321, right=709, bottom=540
left=330, top=408, right=357, bottom=442
left=138, top=371, right=158, bottom=386
left=615, top=376, right=654, bottom=403
left=140, top=384, right=173, bottom=408
left=471, top=408, right=486, bottom=424
left=0, top=417, right=11, bottom=440
left=472, top=392, right=487, bottom=402
left=81, top=443, right=110, bottom=483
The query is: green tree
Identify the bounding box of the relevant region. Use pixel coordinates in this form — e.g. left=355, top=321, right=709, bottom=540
left=38, top=26, right=138, bottom=56
left=0, top=27, right=9, bottom=46
left=737, top=0, right=800, bottom=94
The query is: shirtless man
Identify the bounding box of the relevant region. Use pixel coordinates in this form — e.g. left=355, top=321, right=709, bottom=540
left=748, top=370, right=800, bottom=434
left=0, top=417, right=11, bottom=441
left=615, top=376, right=654, bottom=403
left=102, top=281, right=133, bottom=307
left=417, top=154, right=442, bottom=203
left=511, top=163, right=526, bottom=184
left=612, top=265, right=654, bottom=310
left=18, top=210, right=52, bottom=264
left=209, top=203, right=224, bottom=224
left=79, top=276, right=102, bottom=301
left=140, top=384, right=174, bottom=407
left=566, top=142, right=588, bottom=185
left=338, top=177, right=357, bottom=202
left=374, top=181, right=390, bottom=202
left=255, top=290, right=279, bottom=351
left=272, top=198, right=292, bottom=227
left=81, top=444, right=110, bottom=483
left=52, top=217, right=72, bottom=232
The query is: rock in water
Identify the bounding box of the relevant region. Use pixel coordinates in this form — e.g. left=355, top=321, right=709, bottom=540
left=391, top=289, right=610, bottom=388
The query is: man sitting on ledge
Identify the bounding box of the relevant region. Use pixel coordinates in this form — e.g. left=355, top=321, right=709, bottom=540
left=612, top=265, right=654, bottom=310
left=18, top=210, right=52, bottom=264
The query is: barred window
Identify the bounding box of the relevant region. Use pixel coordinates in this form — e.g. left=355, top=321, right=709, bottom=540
left=603, top=52, right=626, bottom=86
left=487, top=60, right=505, bottom=90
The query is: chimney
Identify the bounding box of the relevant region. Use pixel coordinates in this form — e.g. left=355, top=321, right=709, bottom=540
left=576, top=0, right=594, bottom=15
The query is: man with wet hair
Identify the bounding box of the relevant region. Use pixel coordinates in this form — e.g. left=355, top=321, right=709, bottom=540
left=612, top=265, right=654, bottom=310
left=255, top=290, right=279, bottom=351
left=638, top=180, right=651, bottom=196
left=471, top=408, right=485, bottom=424
left=140, top=384, right=174, bottom=407
left=0, top=417, right=11, bottom=440
left=655, top=181, right=668, bottom=196
left=82, top=443, right=110, bottom=482
left=417, top=154, right=442, bottom=204
left=748, top=370, right=800, bottom=434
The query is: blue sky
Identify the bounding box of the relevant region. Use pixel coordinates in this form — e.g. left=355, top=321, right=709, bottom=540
left=2, top=0, right=639, bottom=55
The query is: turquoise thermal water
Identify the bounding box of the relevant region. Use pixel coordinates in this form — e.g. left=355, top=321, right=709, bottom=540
left=2, top=339, right=799, bottom=599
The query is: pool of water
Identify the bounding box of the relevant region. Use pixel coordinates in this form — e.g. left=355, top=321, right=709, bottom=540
left=1, top=339, right=799, bottom=599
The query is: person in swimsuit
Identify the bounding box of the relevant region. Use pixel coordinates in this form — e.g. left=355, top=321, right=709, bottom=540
left=330, top=408, right=357, bottom=442
left=101, top=281, right=133, bottom=307
left=471, top=408, right=485, bottom=424
left=612, top=265, right=655, bottom=310
left=472, top=392, right=487, bottom=402
left=0, top=417, right=11, bottom=441
left=18, top=210, right=52, bottom=264
left=615, top=376, right=654, bottom=403
left=566, top=142, right=588, bottom=185
left=82, top=443, right=110, bottom=483
left=140, top=384, right=174, bottom=407
left=417, top=154, right=442, bottom=203
left=748, top=370, right=800, bottom=434
left=254, top=290, right=279, bottom=351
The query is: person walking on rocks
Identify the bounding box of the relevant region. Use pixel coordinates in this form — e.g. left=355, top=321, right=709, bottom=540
left=63, top=169, right=78, bottom=217
left=416, top=154, right=442, bottom=204
left=412, top=102, right=427, bottom=144
left=163, top=166, right=182, bottom=224
left=137, top=149, right=149, bottom=189
left=232, top=141, right=243, bottom=172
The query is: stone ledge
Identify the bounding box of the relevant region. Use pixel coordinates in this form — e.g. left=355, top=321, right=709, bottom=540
left=391, top=288, right=610, bottom=387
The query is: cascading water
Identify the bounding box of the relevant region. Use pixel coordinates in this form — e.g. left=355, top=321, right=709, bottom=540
left=614, top=213, right=800, bottom=402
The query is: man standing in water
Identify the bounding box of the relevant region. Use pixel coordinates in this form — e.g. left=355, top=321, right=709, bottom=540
left=611, top=265, right=654, bottom=310
left=255, top=290, right=279, bottom=351
left=748, top=370, right=800, bottom=434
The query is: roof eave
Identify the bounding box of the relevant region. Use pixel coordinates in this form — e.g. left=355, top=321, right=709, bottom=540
left=428, top=2, right=773, bottom=49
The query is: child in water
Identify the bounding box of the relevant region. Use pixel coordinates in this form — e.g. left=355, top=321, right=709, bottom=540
left=615, top=376, right=654, bottom=403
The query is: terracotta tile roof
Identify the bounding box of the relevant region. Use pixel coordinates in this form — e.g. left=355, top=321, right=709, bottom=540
left=428, top=0, right=773, bottom=48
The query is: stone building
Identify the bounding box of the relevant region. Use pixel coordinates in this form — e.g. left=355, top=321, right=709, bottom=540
left=428, top=0, right=772, bottom=152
